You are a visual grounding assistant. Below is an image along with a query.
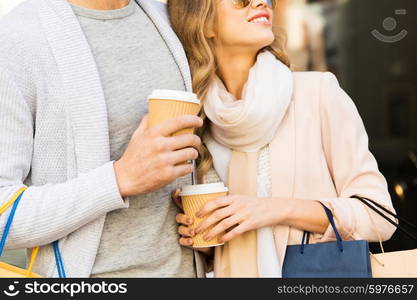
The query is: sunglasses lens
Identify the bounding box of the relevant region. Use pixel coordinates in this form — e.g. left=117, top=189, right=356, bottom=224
left=233, top=0, right=251, bottom=8
left=267, top=0, right=277, bottom=8
left=233, top=0, right=277, bottom=9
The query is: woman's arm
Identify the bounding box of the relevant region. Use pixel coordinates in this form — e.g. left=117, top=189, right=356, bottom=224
left=281, top=198, right=329, bottom=234
left=0, top=69, right=128, bottom=249
left=193, top=194, right=330, bottom=243
left=312, top=72, right=397, bottom=243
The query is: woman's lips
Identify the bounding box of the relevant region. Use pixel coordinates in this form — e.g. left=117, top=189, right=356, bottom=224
left=248, top=13, right=271, bottom=25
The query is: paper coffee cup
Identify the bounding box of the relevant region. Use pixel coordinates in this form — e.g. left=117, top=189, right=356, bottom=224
left=180, top=183, right=229, bottom=248
left=147, top=89, right=201, bottom=136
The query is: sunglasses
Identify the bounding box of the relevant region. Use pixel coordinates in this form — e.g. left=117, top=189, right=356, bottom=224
left=232, top=0, right=277, bottom=9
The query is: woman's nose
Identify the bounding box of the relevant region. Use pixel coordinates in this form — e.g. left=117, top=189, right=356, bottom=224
left=251, top=0, right=268, bottom=8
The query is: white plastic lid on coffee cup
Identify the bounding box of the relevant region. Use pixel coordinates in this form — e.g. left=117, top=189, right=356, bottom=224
left=147, top=89, right=200, bottom=105
left=179, top=183, right=229, bottom=196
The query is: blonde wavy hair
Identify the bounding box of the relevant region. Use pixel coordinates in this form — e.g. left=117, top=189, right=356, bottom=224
left=168, top=0, right=291, bottom=183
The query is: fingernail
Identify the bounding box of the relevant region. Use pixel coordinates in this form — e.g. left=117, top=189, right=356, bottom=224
left=190, top=230, right=195, bottom=236
left=187, top=217, right=192, bottom=224
left=187, top=238, right=193, bottom=245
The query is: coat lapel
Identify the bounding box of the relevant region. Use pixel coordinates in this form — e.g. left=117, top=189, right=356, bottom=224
left=39, top=0, right=111, bottom=175
left=269, top=95, right=297, bottom=270
left=136, top=0, right=192, bottom=92
left=37, top=0, right=112, bottom=277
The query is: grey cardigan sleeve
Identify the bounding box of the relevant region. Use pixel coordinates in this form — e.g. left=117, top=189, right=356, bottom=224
left=0, top=69, right=129, bottom=249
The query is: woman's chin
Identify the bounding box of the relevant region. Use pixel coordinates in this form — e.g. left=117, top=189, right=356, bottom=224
left=246, top=39, right=275, bottom=52
left=244, top=35, right=275, bottom=50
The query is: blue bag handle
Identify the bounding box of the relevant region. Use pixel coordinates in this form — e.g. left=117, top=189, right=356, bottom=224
left=300, top=231, right=310, bottom=254
left=53, top=241, right=66, bottom=278
left=0, top=190, right=66, bottom=278
left=300, top=202, right=344, bottom=253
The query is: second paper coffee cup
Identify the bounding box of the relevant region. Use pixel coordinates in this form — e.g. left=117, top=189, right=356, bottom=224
left=180, top=183, right=229, bottom=248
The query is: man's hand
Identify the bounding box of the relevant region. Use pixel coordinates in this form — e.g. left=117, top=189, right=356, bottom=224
left=114, top=114, right=203, bottom=197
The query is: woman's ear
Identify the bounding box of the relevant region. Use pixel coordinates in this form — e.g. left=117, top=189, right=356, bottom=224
left=205, top=20, right=216, bottom=39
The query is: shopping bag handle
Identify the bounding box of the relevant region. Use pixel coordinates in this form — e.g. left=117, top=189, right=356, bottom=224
left=350, top=195, right=417, bottom=242
left=1, top=187, right=66, bottom=277
left=300, top=202, right=344, bottom=253
left=0, top=188, right=27, bottom=256
left=0, top=187, right=27, bottom=216
left=0, top=187, right=38, bottom=276
left=53, top=241, right=66, bottom=278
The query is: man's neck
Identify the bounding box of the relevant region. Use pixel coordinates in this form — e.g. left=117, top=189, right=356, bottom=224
left=67, top=0, right=130, bottom=10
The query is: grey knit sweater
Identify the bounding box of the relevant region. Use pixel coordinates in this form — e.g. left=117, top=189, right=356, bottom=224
left=0, top=0, right=193, bottom=277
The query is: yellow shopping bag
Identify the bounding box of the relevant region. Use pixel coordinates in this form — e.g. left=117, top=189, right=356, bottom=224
left=0, top=187, right=41, bottom=278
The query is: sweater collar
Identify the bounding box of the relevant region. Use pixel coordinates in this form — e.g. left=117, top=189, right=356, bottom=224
left=70, top=0, right=136, bottom=20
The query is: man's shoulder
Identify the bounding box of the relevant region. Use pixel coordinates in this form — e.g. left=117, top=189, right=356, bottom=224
left=0, top=0, right=44, bottom=48
left=0, top=0, right=46, bottom=65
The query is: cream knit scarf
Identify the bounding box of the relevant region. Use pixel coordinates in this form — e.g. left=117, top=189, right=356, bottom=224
left=203, top=51, right=293, bottom=277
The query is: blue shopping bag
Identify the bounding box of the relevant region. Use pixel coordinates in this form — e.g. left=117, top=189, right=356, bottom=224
left=282, top=202, right=371, bottom=278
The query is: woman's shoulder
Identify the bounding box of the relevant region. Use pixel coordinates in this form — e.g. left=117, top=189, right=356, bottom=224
left=291, top=71, right=339, bottom=90
left=291, top=71, right=346, bottom=106
left=291, top=71, right=359, bottom=122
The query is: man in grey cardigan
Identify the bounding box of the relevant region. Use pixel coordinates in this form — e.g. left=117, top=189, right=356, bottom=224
left=0, top=0, right=202, bottom=277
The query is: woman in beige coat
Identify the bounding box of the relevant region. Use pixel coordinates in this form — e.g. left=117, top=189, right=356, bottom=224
left=168, top=0, right=397, bottom=277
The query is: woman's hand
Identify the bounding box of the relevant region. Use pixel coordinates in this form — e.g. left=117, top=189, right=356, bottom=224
left=172, top=189, right=213, bottom=256
left=195, top=195, right=331, bottom=243
left=194, top=195, right=287, bottom=243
